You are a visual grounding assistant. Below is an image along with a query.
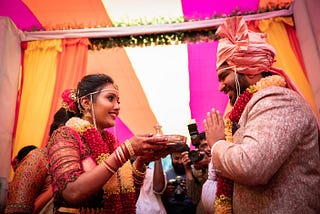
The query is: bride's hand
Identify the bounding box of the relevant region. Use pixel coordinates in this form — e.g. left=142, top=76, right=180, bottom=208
left=129, top=134, right=168, bottom=158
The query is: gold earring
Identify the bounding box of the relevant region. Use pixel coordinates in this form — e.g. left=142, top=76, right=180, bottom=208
left=78, top=102, right=84, bottom=114
left=83, top=108, right=92, bottom=119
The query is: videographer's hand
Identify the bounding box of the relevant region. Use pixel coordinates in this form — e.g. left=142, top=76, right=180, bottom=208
left=181, top=151, right=193, bottom=180
left=180, top=178, right=187, bottom=193
left=193, top=151, right=210, bottom=170
left=203, top=108, right=225, bottom=148
left=181, top=151, right=192, bottom=170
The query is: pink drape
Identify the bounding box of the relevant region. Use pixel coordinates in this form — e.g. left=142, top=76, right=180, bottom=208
left=181, top=0, right=259, bottom=131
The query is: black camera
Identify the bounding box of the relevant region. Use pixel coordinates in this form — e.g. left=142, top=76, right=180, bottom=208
left=173, top=144, right=204, bottom=163
left=168, top=176, right=186, bottom=201
left=188, top=149, right=204, bottom=163
left=188, top=119, right=200, bottom=147
left=187, top=119, right=206, bottom=163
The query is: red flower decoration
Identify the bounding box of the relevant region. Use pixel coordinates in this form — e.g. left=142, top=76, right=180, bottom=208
left=229, top=91, right=253, bottom=123
left=61, top=89, right=77, bottom=113
left=82, top=127, right=119, bottom=161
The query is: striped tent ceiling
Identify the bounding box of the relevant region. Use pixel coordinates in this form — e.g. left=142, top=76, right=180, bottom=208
left=1, top=0, right=286, bottom=31
left=3, top=1, right=309, bottom=165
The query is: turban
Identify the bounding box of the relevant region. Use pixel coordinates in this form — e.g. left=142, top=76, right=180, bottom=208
left=215, top=16, right=300, bottom=94
left=216, top=16, right=276, bottom=75
left=216, top=16, right=320, bottom=128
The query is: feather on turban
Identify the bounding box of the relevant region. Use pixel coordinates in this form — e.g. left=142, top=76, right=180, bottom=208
left=216, top=16, right=276, bottom=75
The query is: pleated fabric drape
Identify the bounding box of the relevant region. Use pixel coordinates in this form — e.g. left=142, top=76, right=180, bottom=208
left=11, top=38, right=90, bottom=179
left=258, top=17, right=319, bottom=119
left=13, top=39, right=61, bottom=161
left=41, top=38, right=89, bottom=147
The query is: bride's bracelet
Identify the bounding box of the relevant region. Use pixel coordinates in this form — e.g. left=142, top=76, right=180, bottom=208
left=132, top=161, right=146, bottom=179
left=124, top=140, right=135, bottom=158
left=114, top=148, right=126, bottom=167
left=101, top=159, right=117, bottom=174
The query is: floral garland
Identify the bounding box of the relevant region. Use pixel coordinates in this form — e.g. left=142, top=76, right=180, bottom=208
left=214, top=75, right=286, bottom=213
left=65, top=117, right=137, bottom=212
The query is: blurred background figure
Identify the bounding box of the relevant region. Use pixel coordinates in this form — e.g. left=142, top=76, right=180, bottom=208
left=10, top=145, right=37, bottom=172
left=162, top=145, right=196, bottom=214
left=136, top=159, right=167, bottom=214
left=182, top=132, right=212, bottom=214
left=5, top=145, right=53, bottom=214
left=5, top=108, right=70, bottom=214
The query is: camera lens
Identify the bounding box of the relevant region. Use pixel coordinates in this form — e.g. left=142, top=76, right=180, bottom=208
left=188, top=149, right=204, bottom=163
left=188, top=119, right=200, bottom=147
left=173, top=176, right=185, bottom=201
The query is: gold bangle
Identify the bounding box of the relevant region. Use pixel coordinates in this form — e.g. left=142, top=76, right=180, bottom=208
left=120, top=144, right=130, bottom=159
left=133, top=179, right=144, bottom=185
left=114, top=149, right=124, bottom=166
left=113, top=152, right=122, bottom=167
left=101, top=159, right=116, bottom=174
left=133, top=175, right=145, bottom=184
left=117, top=146, right=127, bottom=163
left=124, top=140, right=135, bottom=158
left=132, top=162, right=146, bottom=178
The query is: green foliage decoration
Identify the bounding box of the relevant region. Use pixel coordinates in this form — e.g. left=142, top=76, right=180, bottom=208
left=88, top=3, right=292, bottom=49
left=89, top=29, right=218, bottom=50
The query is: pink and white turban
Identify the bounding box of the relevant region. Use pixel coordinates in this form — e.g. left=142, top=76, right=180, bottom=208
left=216, top=16, right=300, bottom=92
left=216, top=16, right=276, bottom=75
left=216, top=16, right=320, bottom=128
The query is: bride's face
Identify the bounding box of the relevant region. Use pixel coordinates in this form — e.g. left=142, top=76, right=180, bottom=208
left=92, top=84, right=120, bottom=130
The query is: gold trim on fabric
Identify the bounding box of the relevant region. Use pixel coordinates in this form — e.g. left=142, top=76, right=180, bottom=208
left=57, top=207, right=80, bottom=214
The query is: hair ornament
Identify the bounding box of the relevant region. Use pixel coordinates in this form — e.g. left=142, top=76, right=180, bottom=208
left=61, top=89, right=77, bottom=113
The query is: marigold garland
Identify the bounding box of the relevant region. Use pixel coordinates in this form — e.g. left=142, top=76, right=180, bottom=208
left=65, top=117, right=137, bottom=213
left=215, top=75, right=286, bottom=213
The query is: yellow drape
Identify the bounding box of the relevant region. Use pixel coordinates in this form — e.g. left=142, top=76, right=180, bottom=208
left=259, top=17, right=319, bottom=119
left=13, top=40, right=61, bottom=167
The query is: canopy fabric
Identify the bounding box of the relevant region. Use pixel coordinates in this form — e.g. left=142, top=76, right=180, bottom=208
left=2, top=0, right=318, bottom=179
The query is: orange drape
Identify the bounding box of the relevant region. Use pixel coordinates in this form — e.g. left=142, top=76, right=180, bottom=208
left=258, top=0, right=293, bottom=9
left=41, top=38, right=90, bottom=147
left=87, top=48, right=158, bottom=135
left=258, top=17, right=319, bottom=120
left=22, top=0, right=112, bottom=30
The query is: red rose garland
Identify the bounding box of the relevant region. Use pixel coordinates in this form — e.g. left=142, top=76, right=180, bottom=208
left=82, top=127, right=119, bottom=161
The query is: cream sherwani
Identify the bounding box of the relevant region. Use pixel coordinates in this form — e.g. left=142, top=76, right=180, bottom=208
left=212, top=86, right=320, bottom=213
